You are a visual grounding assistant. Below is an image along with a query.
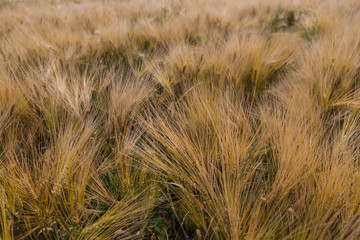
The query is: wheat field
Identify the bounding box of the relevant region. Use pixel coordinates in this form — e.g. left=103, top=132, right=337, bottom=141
left=1, top=0, right=360, bottom=239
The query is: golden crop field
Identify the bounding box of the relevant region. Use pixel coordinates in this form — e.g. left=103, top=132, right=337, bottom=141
left=1, top=0, right=360, bottom=239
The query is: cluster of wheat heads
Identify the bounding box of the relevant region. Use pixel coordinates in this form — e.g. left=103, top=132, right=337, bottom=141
left=1, top=0, right=360, bottom=239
